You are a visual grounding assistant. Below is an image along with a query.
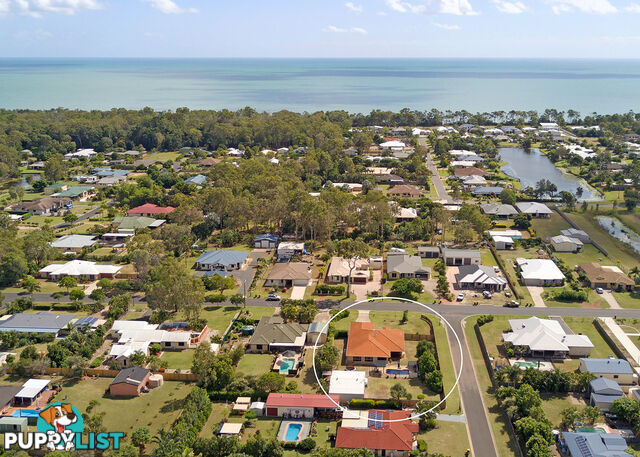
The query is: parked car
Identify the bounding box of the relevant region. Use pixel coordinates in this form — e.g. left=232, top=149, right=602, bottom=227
left=505, top=291, right=512, bottom=298
left=266, top=294, right=282, bottom=301
left=504, top=300, right=520, bottom=308
left=596, top=287, right=604, bottom=294
left=456, top=292, right=465, bottom=302
left=482, top=290, right=493, bottom=299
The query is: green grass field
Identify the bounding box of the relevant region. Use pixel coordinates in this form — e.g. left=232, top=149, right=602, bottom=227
left=201, top=305, right=240, bottom=334
left=418, top=421, right=471, bottom=457
left=236, top=354, right=274, bottom=377
left=531, top=213, right=571, bottom=239
left=161, top=350, right=195, bottom=370
left=612, top=292, right=640, bottom=309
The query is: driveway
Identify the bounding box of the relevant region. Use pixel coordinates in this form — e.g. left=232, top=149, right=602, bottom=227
left=601, top=291, right=621, bottom=309
left=290, top=286, right=306, bottom=300
left=232, top=250, right=266, bottom=294
left=601, top=317, right=640, bottom=365
left=351, top=270, right=382, bottom=301
left=527, top=286, right=547, bottom=308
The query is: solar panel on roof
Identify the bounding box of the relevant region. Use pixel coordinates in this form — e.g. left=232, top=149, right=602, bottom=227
left=74, top=316, right=98, bottom=326
left=575, top=436, right=593, bottom=457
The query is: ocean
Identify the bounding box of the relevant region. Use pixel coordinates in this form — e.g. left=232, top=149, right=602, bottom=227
left=1, top=58, right=640, bottom=114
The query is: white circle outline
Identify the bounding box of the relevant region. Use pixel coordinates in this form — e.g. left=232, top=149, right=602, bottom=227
left=311, top=296, right=463, bottom=423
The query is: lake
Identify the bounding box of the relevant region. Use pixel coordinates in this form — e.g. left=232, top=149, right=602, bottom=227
left=596, top=216, right=640, bottom=255
left=499, top=148, right=600, bottom=201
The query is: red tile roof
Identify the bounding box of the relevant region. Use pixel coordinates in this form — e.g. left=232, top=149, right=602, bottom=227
left=127, top=203, right=175, bottom=215
left=336, top=410, right=419, bottom=451
left=265, top=393, right=340, bottom=409
left=454, top=167, right=488, bottom=176
left=346, top=321, right=405, bottom=359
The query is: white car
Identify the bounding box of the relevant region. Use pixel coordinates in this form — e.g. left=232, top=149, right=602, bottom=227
left=266, top=294, right=282, bottom=301
left=456, top=292, right=465, bottom=302
left=596, top=287, right=604, bottom=294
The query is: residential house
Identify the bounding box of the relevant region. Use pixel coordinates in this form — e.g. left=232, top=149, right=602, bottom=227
left=96, top=176, right=126, bottom=187
left=326, top=257, right=370, bottom=284
left=109, top=341, right=150, bottom=368
left=51, top=186, right=95, bottom=200
left=246, top=317, right=308, bottom=353
left=126, top=203, right=175, bottom=217
left=441, top=248, right=481, bottom=266
left=516, top=202, right=553, bottom=218
left=277, top=241, right=305, bottom=260
left=11, top=197, right=72, bottom=216
left=379, top=141, right=406, bottom=151
left=264, top=393, right=340, bottom=418
left=109, top=367, right=151, bottom=397
left=44, top=183, right=68, bottom=195
left=184, top=174, right=208, bottom=185
left=450, top=161, right=476, bottom=168
left=589, top=378, right=623, bottom=411
left=113, top=216, right=165, bottom=232
left=453, top=167, right=488, bottom=177
left=39, top=260, right=122, bottom=280
left=561, top=431, right=632, bottom=457
left=481, top=203, right=518, bottom=219
left=331, top=183, right=363, bottom=194
left=579, top=358, right=636, bottom=385
left=195, top=250, right=248, bottom=271
left=13, top=379, right=51, bottom=406
left=336, top=410, right=419, bottom=457
left=386, top=252, right=431, bottom=280
left=253, top=234, right=279, bottom=249
left=329, top=370, right=368, bottom=402
left=387, top=184, right=422, bottom=199
left=460, top=175, right=487, bottom=190
left=101, top=232, right=134, bottom=246
left=345, top=321, right=405, bottom=367
left=391, top=205, right=418, bottom=222
left=50, top=234, right=97, bottom=253
left=374, top=174, right=405, bottom=185
left=0, top=417, right=27, bottom=432
left=492, top=235, right=514, bottom=250
left=65, top=148, right=97, bottom=159
left=540, top=122, right=559, bottom=130
left=578, top=263, right=636, bottom=291
left=550, top=235, right=583, bottom=253
left=417, top=246, right=440, bottom=258
left=488, top=230, right=523, bottom=240
left=0, top=312, right=76, bottom=336
left=473, top=186, right=504, bottom=196
left=264, top=262, right=311, bottom=287
left=0, top=385, right=21, bottom=411
left=503, top=317, right=593, bottom=358
left=560, top=228, right=591, bottom=243
left=455, top=265, right=507, bottom=292
left=199, top=157, right=221, bottom=167
left=516, top=258, right=565, bottom=286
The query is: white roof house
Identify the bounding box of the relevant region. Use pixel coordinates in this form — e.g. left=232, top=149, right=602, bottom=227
left=110, top=341, right=150, bottom=359
left=516, top=258, right=565, bottom=286
left=329, top=370, right=368, bottom=401
left=503, top=317, right=593, bottom=357
left=488, top=230, right=524, bottom=239
left=379, top=141, right=406, bottom=151
left=550, top=235, right=583, bottom=252
left=218, top=422, right=243, bottom=436
left=64, top=149, right=97, bottom=159
left=39, top=260, right=121, bottom=279
left=16, top=379, right=51, bottom=400
left=492, top=235, right=514, bottom=250
left=450, top=161, right=476, bottom=168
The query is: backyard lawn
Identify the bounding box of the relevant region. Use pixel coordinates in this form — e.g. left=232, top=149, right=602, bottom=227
left=161, top=350, right=195, bottom=370
left=369, top=310, right=431, bottom=334
left=531, top=213, right=571, bottom=239
left=59, top=377, right=193, bottom=438
left=541, top=393, right=586, bottom=428
left=201, top=305, right=240, bottom=334
left=418, top=421, right=470, bottom=457
left=236, top=354, right=275, bottom=377
left=552, top=244, right=608, bottom=269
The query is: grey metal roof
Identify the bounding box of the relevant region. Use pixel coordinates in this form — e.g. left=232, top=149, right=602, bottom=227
left=581, top=358, right=633, bottom=375
left=50, top=234, right=97, bottom=249
left=248, top=317, right=308, bottom=346
left=386, top=253, right=431, bottom=275
left=441, top=248, right=482, bottom=259
left=185, top=174, right=208, bottom=185
left=590, top=377, right=623, bottom=395
left=0, top=385, right=21, bottom=408
left=0, top=312, right=76, bottom=333
left=562, top=432, right=631, bottom=457
left=196, top=250, right=248, bottom=267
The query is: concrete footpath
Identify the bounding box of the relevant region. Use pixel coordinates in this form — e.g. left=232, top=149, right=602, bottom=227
left=601, top=317, right=640, bottom=365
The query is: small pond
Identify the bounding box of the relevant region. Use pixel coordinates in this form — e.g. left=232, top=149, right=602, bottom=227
left=596, top=216, right=640, bottom=255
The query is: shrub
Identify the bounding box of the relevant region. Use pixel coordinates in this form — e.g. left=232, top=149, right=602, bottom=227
left=477, top=315, right=494, bottom=326
left=297, top=438, right=316, bottom=453
left=551, top=288, right=587, bottom=302
left=206, top=293, right=227, bottom=303
left=349, top=399, right=376, bottom=409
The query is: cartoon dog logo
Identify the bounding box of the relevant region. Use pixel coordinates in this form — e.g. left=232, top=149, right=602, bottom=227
left=38, top=403, right=82, bottom=450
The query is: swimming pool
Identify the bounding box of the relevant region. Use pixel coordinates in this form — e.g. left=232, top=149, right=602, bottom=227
left=284, top=423, right=302, bottom=442
left=279, top=358, right=295, bottom=374
left=386, top=369, right=410, bottom=376
left=513, top=361, right=538, bottom=369
left=576, top=427, right=606, bottom=433
left=11, top=409, right=41, bottom=417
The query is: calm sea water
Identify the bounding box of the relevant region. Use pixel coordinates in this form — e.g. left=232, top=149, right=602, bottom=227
left=2, top=58, right=640, bottom=113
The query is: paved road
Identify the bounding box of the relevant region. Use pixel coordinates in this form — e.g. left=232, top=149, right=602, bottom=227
left=447, top=315, right=497, bottom=457
left=419, top=137, right=453, bottom=203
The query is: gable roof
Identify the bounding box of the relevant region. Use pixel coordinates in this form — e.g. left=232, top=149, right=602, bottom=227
left=516, top=202, right=553, bottom=215
left=196, top=250, right=248, bottom=267
left=12, top=197, right=72, bottom=212
left=516, top=258, right=565, bottom=281
left=503, top=317, right=593, bottom=353
left=248, top=317, right=308, bottom=347
left=481, top=203, right=518, bottom=217
left=50, top=234, right=97, bottom=249
left=473, top=186, right=504, bottom=195
left=346, top=322, right=405, bottom=359
left=590, top=377, right=623, bottom=395
left=455, top=265, right=507, bottom=287
left=111, top=367, right=150, bottom=386
left=127, top=203, right=175, bottom=215
left=562, top=432, right=632, bottom=457
left=265, top=393, right=339, bottom=409
left=114, top=216, right=165, bottom=230
left=441, top=248, right=482, bottom=260
left=336, top=410, right=419, bottom=452
left=388, top=184, right=421, bottom=196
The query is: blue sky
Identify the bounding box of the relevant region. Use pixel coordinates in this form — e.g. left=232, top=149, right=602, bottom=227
left=1, top=0, right=640, bottom=58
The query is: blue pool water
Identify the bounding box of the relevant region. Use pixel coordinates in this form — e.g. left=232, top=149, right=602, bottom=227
left=386, top=369, right=410, bottom=376
left=12, top=409, right=41, bottom=417
left=279, top=358, right=295, bottom=374
left=284, top=423, right=302, bottom=442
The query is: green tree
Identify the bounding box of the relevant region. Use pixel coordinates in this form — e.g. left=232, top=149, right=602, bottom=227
left=63, top=212, right=79, bottom=223
left=58, top=276, right=77, bottom=293
left=146, top=257, right=205, bottom=313
left=390, top=383, right=410, bottom=401
left=255, top=372, right=286, bottom=392
left=314, top=342, right=339, bottom=372
left=331, top=239, right=370, bottom=298
left=22, top=275, right=40, bottom=297
left=500, top=188, right=517, bottom=205
left=514, top=213, right=532, bottom=230
left=390, top=278, right=423, bottom=299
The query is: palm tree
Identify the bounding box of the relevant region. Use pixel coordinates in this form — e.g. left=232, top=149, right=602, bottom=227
left=630, top=266, right=640, bottom=279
